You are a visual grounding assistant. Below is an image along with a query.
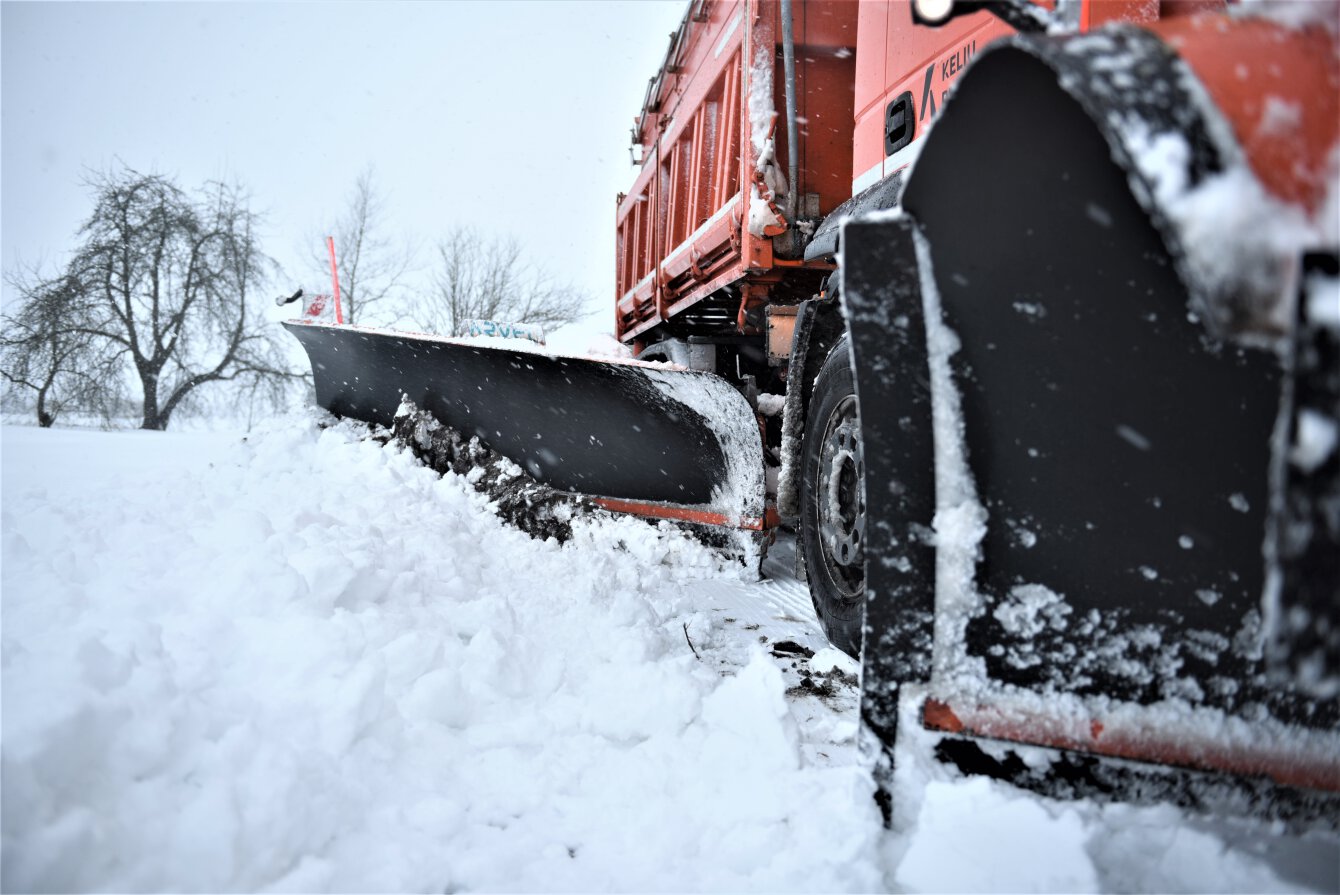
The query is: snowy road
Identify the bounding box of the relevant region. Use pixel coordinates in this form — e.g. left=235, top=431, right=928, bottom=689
left=2, top=418, right=1336, bottom=892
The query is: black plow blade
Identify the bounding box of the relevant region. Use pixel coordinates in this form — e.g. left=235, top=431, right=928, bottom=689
left=284, top=322, right=765, bottom=528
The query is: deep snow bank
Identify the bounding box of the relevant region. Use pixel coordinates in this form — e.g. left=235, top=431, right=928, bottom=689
left=1, top=418, right=883, bottom=892
left=2, top=418, right=1335, bottom=893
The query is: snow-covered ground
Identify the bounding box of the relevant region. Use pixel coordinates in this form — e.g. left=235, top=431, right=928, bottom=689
left=3, top=418, right=1336, bottom=892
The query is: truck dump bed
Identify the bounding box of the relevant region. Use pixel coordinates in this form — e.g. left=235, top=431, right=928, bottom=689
left=614, top=0, right=857, bottom=346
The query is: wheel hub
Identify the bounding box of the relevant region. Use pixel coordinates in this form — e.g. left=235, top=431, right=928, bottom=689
left=817, top=396, right=865, bottom=593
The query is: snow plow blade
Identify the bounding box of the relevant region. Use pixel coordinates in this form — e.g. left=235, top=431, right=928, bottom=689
left=846, top=24, right=1339, bottom=806
left=283, top=322, right=765, bottom=528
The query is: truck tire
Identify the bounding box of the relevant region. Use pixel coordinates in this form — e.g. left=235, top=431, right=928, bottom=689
left=800, top=335, right=865, bottom=657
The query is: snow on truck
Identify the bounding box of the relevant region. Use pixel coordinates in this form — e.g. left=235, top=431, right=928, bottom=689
left=285, top=0, right=1340, bottom=821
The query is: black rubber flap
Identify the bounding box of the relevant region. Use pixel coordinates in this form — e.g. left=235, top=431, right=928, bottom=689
left=842, top=215, right=938, bottom=746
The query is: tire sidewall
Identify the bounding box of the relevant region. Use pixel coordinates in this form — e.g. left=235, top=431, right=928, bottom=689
left=800, top=336, right=864, bottom=656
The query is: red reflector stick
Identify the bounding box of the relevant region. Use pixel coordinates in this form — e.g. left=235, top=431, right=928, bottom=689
left=327, top=236, right=344, bottom=324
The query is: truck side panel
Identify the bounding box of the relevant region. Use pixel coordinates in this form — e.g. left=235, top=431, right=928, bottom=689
left=616, top=0, right=749, bottom=343
left=615, top=0, right=857, bottom=346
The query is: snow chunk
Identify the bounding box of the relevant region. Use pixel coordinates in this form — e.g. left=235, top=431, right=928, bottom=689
left=994, top=584, right=1072, bottom=639
left=1306, top=270, right=1340, bottom=329
left=1166, top=164, right=1315, bottom=336
left=746, top=42, right=788, bottom=238
left=1291, top=408, right=1338, bottom=473
left=1196, top=588, right=1224, bottom=607
left=747, top=44, right=776, bottom=163
left=1116, top=97, right=1322, bottom=341
left=583, top=332, right=635, bottom=360
left=749, top=183, right=787, bottom=240
left=701, top=650, right=799, bottom=773
left=810, top=647, right=859, bottom=677
left=755, top=392, right=786, bottom=417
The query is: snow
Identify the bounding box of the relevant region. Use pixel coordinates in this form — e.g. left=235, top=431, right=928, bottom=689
left=746, top=42, right=788, bottom=239
left=810, top=646, right=859, bottom=677
left=581, top=331, right=635, bottom=360
left=1053, top=26, right=1335, bottom=343
left=3, top=420, right=1336, bottom=892
left=755, top=392, right=786, bottom=417
left=1307, top=268, right=1340, bottom=328
left=1116, top=115, right=1317, bottom=339
left=749, top=182, right=786, bottom=238
left=914, top=224, right=991, bottom=692
left=994, top=585, right=1072, bottom=641
left=896, top=777, right=1101, bottom=893
left=288, top=319, right=681, bottom=371
left=1291, top=408, right=1338, bottom=473
left=1163, top=163, right=1316, bottom=337
left=640, top=367, right=766, bottom=527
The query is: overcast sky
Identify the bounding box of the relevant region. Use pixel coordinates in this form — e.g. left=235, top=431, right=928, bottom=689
left=1, top=0, right=686, bottom=347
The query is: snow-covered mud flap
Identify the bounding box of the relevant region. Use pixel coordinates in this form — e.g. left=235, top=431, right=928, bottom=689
left=283, top=322, right=766, bottom=532
left=845, top=23, right=1339, bottom=824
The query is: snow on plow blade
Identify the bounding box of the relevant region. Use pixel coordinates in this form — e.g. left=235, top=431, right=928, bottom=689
left=847, top=24, right=1339, bottom=804
left=283, top=322, right=765, bottom=529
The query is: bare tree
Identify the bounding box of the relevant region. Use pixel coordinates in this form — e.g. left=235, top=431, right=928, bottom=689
left=424, top=227, right=590, bottom=337
left=1, top=166, right=299, bottom=430
left=1, top=269, right=124, bottom=427
left=308, top=166, right=414, bottom=326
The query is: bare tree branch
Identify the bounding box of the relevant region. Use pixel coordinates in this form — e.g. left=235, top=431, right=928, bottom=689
left=1, top=266, right=126, bottom=427
left=306, top=166, right=416, bottom=326
left=421, top=227, right=591, bottom=338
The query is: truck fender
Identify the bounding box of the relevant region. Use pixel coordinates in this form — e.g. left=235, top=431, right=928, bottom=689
left=802, top=172, right=906, bottom=264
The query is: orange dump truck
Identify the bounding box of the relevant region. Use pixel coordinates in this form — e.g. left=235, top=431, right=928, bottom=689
left=287, top=0, right=1340, bottom=821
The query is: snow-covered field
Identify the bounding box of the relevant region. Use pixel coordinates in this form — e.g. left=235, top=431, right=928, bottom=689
left=3, top=418, right=1336, bottom=893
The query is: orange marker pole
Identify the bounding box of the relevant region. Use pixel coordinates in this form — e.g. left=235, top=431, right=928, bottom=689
left=327, top=236, right=344, bottom=324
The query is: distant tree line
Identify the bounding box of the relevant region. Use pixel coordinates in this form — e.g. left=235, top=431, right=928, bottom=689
left=2, top=164, right=590, bottom=430
left=308, top=166, right=590, bottom=337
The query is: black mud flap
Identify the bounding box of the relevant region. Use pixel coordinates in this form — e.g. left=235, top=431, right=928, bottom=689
left=284, top=322, right=765, bottom=526
left=841, top=215, right=938, bottom=818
